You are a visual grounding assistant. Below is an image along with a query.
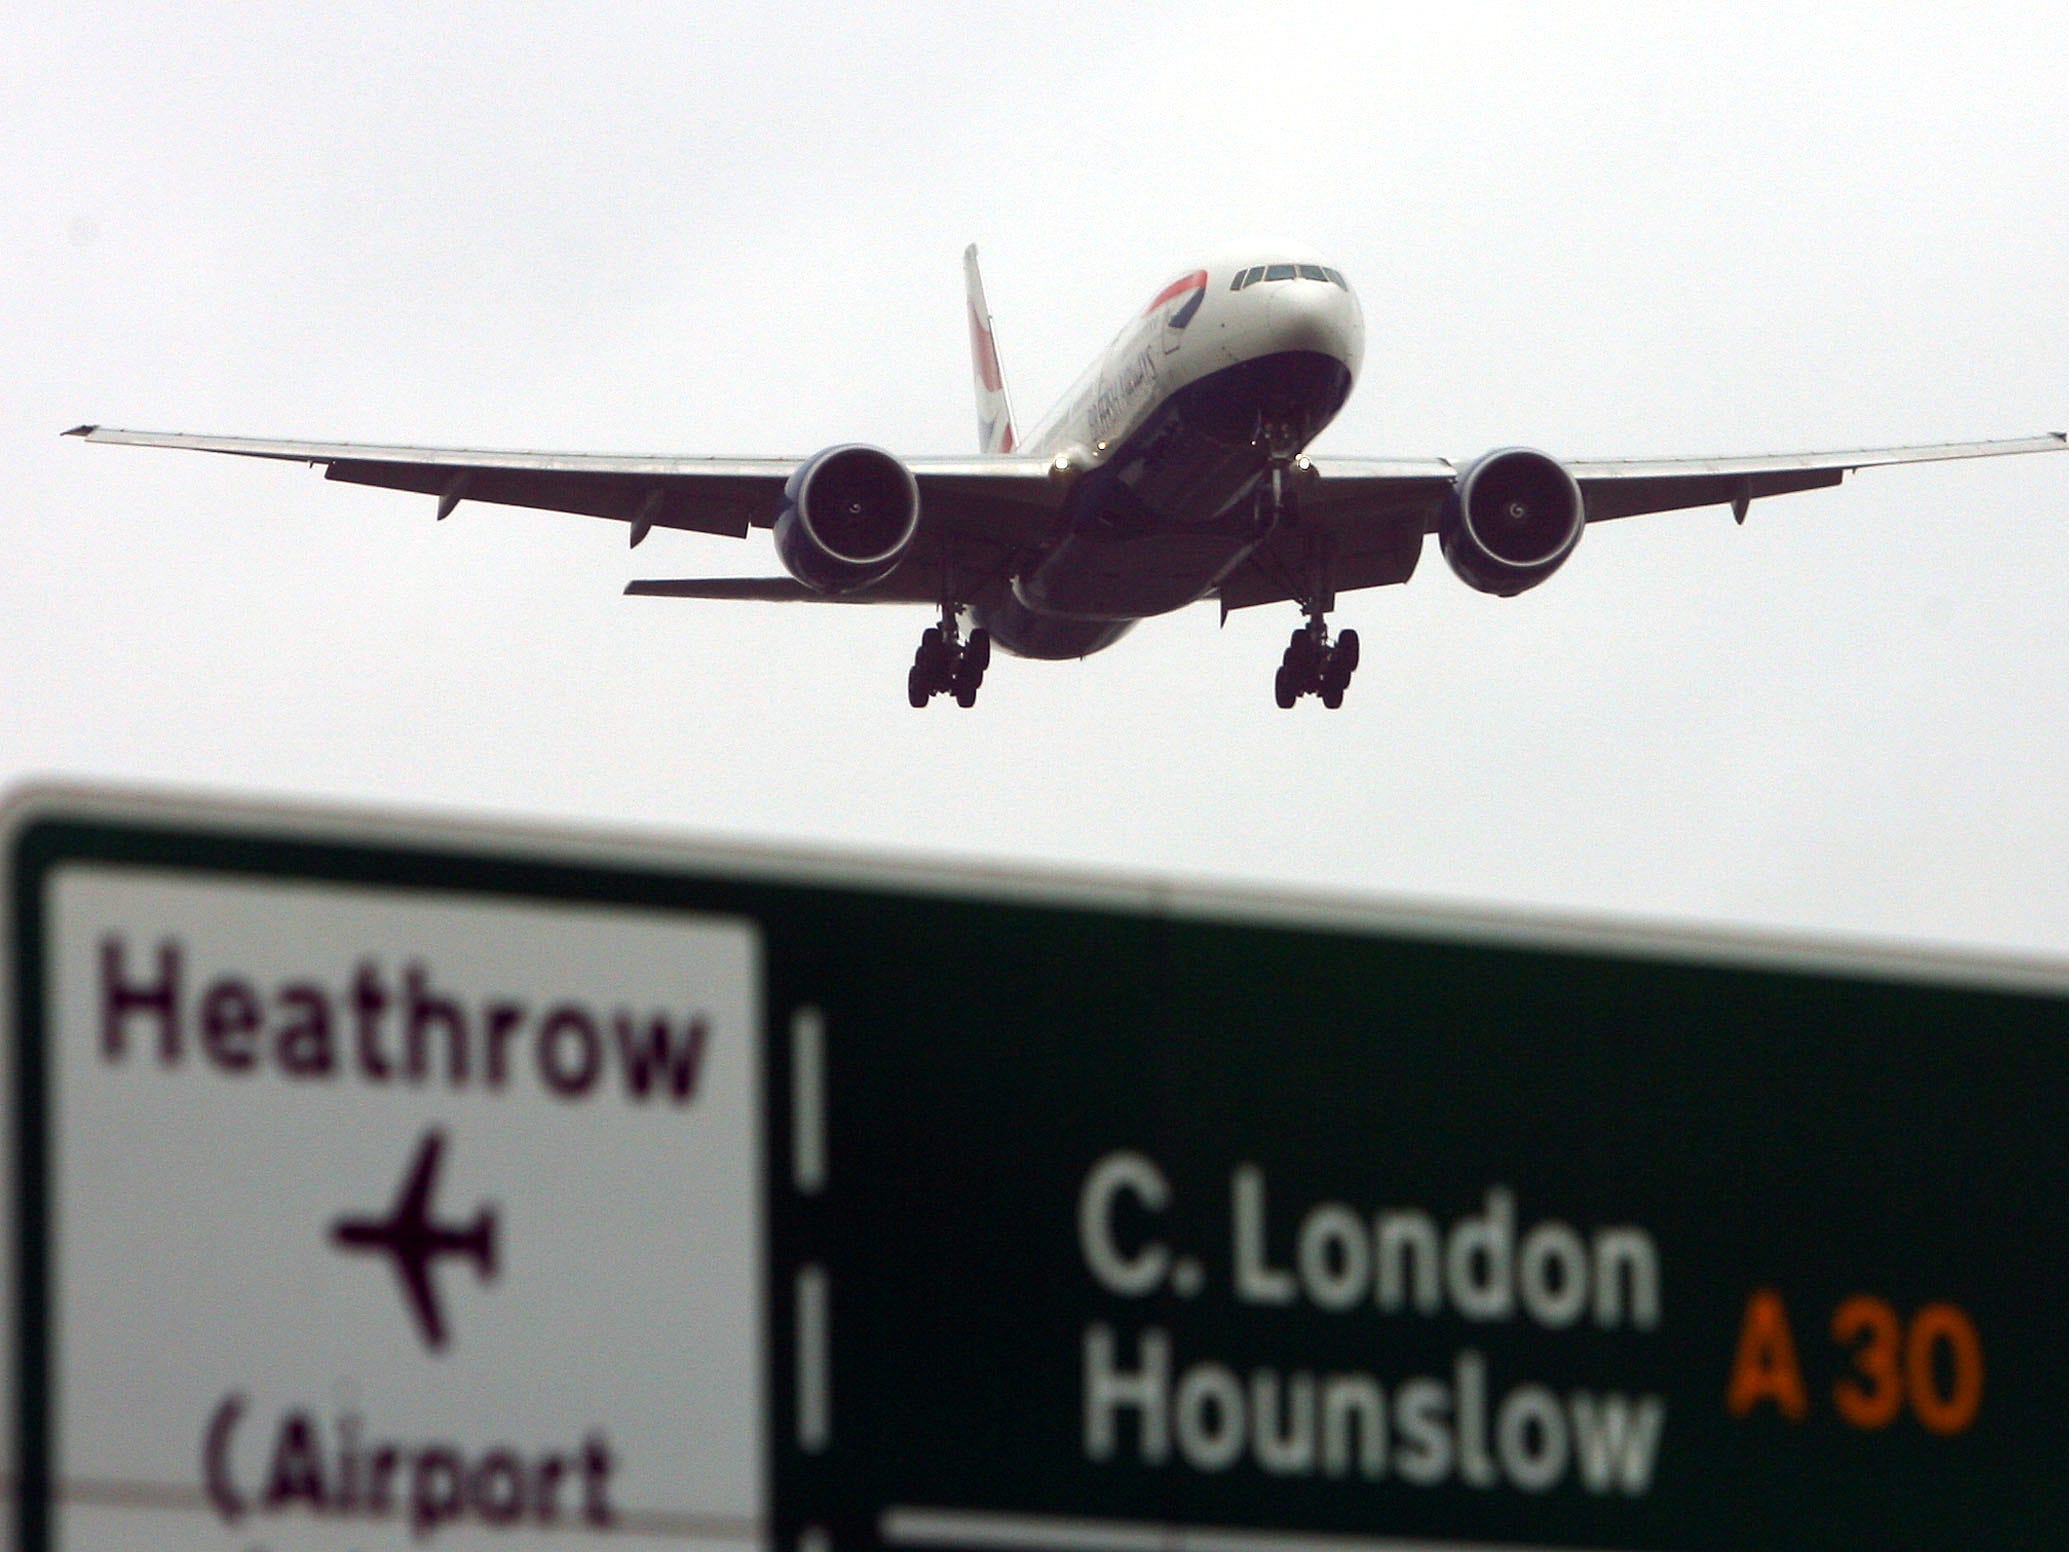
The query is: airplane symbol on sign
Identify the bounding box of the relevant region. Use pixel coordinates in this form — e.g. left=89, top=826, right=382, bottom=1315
left=331, top=1129, right=498, bottom=1353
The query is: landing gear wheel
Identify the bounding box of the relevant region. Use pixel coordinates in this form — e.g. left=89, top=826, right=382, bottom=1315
left=909, top=616, right=986, bottom=706
left=955, top=648, right=987, bottom=708
left=1273, top=617, right=1360, bottom=707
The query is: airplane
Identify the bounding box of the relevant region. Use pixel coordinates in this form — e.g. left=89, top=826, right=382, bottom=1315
left=330, top=1129, right=497, bottom=1353
left=69, top=245, right=2065, bottom=708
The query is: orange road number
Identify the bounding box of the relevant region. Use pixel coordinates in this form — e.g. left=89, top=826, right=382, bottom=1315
left=1727, top=1288, right=1982, bottom=1435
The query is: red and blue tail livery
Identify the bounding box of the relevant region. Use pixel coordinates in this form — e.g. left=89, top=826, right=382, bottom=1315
left=964, top=245, right=1018, bottom=456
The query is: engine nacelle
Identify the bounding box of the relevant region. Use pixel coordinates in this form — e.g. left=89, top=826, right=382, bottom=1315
left=1440, top=447, right=1586, bottom=597
left=774, top=444, right=921, bottom=595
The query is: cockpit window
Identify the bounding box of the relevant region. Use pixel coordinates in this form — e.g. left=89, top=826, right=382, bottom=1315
left=1234, top=262, right=1349, bottom=291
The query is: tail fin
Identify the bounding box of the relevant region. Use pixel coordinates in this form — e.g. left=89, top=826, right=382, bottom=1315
left=964, top=244, right=1019, bottom=455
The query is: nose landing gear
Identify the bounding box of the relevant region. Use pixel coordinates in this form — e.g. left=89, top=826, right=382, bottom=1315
left=1273, top=620, right=1358, bottom=709
left=907, top=612, right=990, bottom=708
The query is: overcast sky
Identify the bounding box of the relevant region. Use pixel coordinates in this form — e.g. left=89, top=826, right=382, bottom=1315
left=7, top=1, right=2067, bottom=959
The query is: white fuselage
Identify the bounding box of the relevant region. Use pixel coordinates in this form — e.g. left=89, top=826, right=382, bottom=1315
left=974, top=249, right=1366, bottom=659
left=1025, top=251, right=1366, bottom=457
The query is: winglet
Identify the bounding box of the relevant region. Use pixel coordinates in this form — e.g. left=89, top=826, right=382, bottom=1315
left=964, top=245, right=1019, bottom=456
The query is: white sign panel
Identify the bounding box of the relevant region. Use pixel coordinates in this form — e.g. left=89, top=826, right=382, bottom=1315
left=45, top=865, right=764, bottom=1549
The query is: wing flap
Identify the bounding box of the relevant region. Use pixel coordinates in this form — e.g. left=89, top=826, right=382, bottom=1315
left=66, top=424, right=798, bottom=478
left=1566, top=434, right=2067, bottom=481
left=626, top=576, right=930, bottom=604
left=1219, top=519, right=1425, bottom=612
left=1578, top=467, right=1841, bottom=523
left=1211, top=463, right=1446, bottom=608
left=67, top=426, right=1065, bottom=545
left=324, top=459, right=764, bottom=538
left=629, top=523, right=1023, bottom=606
left=1302, top=469, right=1455, bottom=524
left=1305, top=435, right=2067, bottom=538
left=1571, top=434, right=2067, bottom=521
left=1237, top=432, right=2064, bottom=608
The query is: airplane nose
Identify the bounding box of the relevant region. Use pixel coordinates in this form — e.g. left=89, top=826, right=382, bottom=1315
left=1267, top=280, right=1363, bottom=375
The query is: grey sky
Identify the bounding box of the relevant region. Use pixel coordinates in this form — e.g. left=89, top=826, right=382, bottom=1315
left=7, top=1, right=2067, bottom=956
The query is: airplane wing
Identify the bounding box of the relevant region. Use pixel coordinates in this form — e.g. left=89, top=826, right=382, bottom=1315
left=70, top=424, right=2065, bottom=615
left=1218, top=434, right=2067, bottom=611
left=62, top=425, right=1064, bottom=552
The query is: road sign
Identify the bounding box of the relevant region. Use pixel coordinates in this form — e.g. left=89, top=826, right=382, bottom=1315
left=9, top=786, right=2069, bottom=1551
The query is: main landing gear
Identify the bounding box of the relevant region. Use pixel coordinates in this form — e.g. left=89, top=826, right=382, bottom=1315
left=1250, top=443, right=1358, bottom=710
left=1274, top=619, right=1359, bottom=709
left=908, top=613, right=990, bottom=708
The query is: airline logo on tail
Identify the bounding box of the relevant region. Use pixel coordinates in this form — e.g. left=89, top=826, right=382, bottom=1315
left=969, top=302, right=1016, bottom=453
left=963, top=244, right=1019, bottom=455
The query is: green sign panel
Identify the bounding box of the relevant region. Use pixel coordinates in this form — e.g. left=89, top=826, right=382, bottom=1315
left=9, top=789, right=2066, bottom=1550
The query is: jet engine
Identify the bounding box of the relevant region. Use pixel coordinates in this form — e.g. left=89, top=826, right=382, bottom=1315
left=1440, top=447, right=1586, bottom=597
left=774, top=444, right=921, bottom=595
